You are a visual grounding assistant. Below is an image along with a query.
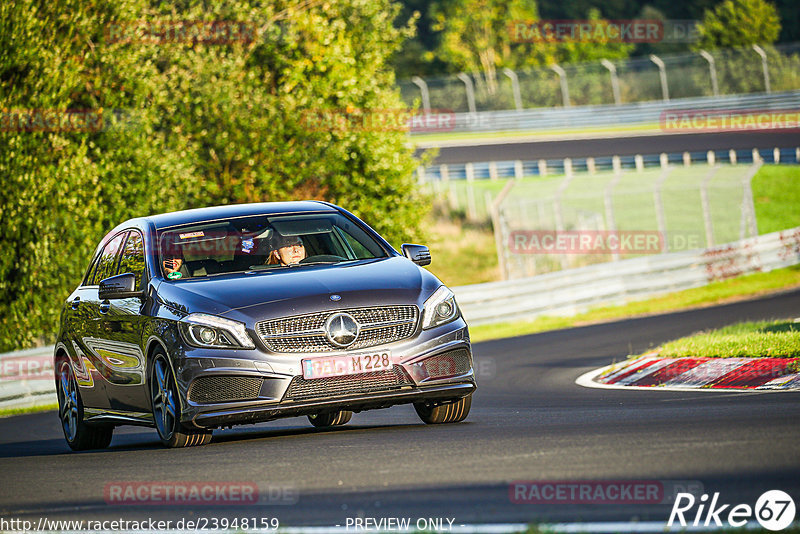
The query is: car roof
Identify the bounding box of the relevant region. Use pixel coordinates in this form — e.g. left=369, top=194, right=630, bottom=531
left=130, top=201, right=339, bottom=231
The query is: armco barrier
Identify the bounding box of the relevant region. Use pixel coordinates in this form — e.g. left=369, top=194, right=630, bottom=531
left=1, top=226, right=798, bottom=410
left=453, top=227, right=800, bottom=325
left=410, top=90, right=800, bottom=134
left=0, top=345, right=57, bottom=410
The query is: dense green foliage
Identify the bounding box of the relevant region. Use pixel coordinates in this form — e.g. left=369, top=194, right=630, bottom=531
left=391, top=0, right=797, bottom=79
left=695, top=0, right=781, bottom=49
left=0, top=0, right=427, bottom=351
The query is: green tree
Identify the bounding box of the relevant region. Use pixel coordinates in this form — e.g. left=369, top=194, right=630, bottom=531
left=694, top=0, right=781, bottom=49
left=430, top=1, right=632, bottom=97
left=0, top=0, right=427, bottom=351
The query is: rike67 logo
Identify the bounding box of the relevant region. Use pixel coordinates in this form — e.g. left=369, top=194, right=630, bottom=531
left=669, top=490, right=796, bottom=531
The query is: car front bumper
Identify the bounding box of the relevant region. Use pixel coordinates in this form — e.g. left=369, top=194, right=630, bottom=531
left=174, top=319, right=476, bottom=429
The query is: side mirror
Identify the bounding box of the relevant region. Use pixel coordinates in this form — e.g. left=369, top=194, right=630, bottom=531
left=401, top=244, right=431, bottom=266
left=99, top=273, right=143, bottom=300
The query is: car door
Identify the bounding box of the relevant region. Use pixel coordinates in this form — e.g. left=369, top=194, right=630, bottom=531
left=78, top=231, right=128, bottom=410
left=95, top=229, right=151, bottom=413
left=63, top=245, right=109, bottom=409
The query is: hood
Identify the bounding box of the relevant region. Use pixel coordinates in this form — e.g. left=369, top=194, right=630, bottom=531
left=155, top=257, right=443, bottom=324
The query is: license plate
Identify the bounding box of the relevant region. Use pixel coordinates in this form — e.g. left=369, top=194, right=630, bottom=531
left=302, top=351, right=392, bottom=380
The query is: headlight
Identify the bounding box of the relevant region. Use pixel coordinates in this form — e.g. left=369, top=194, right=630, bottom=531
left=422, top=286, right=460, bottom=330
left=179, top=313, right=255, bottom=349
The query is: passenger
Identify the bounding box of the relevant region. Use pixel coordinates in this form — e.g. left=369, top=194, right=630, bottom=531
left=162, top=258, right=185, bottom=278
left=267, top=234, right=307, bottom=266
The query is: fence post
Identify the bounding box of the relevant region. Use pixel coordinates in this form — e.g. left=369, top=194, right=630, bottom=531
left=449, top=183, right=458, bottom=211
left=635, top=154, right=644, bottom=172
left=600, top=59, right=621, bottom=105
left=660, top=153, right=668, bottom=169
left=550, top=64, right=570, bottom=107
left=741, top=161, right=762, bottom=239
left=729, top=149, right=737, bottom=165
left=707, top=150, right=715, bottom=165
left=605, top=173, right=622, bottom=261
left=564, top=158, right=573, bottom=177
left=503, top=68, right=523, bottom=111
left=489, top=161, right=499, bottom=181
left=649, top=54, right=669, bottom=102
left=456, top=72, right=477, bottom=114
left=587, top=157, right=596, bottom=175
left=411, top=76, right=431, bottom=113
left=514, top=160, right=524, bottom=180
left=416, top=165, right=426, bottom=184
left=701, top=166, right=718, bottom=247
left=752, top=45, right=771, bottom=93
left=538, top=159, right=547, bottom=177
left=465, top=162, right=477, bottom=220
left=683, top=152, right=691, bottom=166
left=698, top=50, right=719, bottom=97
left=773, top=147, right=780, bottom=163
left=612, top=155, right=621, bottom=174
left=440, top=164, right=449, bottom=182
left=654, top=167, right=673, bottom=252
left=490, top=179, right=518, bottom=280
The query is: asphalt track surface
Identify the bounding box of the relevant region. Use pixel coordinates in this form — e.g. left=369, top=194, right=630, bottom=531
left=422, top=130, right=800, bottom=164
left=1, top=289, right=799, bottom=529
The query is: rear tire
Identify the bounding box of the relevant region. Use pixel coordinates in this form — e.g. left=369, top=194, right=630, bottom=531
left=414, top=393, right=472, bottom=424
left=150, top=352, right=211, bottom=448
left=56, top=359, right=113, bottom=451
left=308, top=410, right=353, bottom=427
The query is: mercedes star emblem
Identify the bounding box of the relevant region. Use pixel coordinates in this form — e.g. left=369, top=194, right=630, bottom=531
left=325, top=313, right=359, bottom=348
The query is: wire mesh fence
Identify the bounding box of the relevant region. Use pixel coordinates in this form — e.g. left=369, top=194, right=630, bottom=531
left=397, top=43, right=800, bottom=112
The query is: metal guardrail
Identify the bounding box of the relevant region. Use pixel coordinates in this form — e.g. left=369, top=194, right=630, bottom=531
left=2, top=226, right=799, bottom=410
left=453, top=227, right=800, bottom=326
left=0, top=345, right=56, bottom=411
left=410, top=90, right=800, bottom=134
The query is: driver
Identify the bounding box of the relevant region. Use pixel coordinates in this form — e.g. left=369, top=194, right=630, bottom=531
left=267, top=233, right=307, bottom=266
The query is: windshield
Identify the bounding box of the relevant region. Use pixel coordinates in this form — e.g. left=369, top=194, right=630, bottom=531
left=157, top=212, right=388, bottom=280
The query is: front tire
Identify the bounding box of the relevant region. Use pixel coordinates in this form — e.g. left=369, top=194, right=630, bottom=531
left=150, top=352, right=211, bottom=448
left=56, top=359, right=113, bottom=451
left=414, top=393, right=472, bottom=424
left=308, top=410, right=353, bottom=427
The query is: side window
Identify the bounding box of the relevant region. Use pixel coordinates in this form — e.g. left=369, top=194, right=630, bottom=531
left=83, top=251, right=102, bottom=286
left=117, top=231, right=145, bottom=290
left=91, top=232, right=126, bottom=285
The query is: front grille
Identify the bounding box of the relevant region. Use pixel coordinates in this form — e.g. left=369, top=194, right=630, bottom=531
left=422, top=348, right=472, bottom=378
left=187, top=376, right=263, bottom=403
left=283, top=365, right=413, bottom=401
left=256, top=306, right=418, bottom=353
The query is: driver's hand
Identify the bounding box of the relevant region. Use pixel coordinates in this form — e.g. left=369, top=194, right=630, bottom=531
left=163, top=258, right=183, bottom=273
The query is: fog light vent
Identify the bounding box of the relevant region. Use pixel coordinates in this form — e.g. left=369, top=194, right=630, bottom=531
left=422, top=349, right=472, bottom=379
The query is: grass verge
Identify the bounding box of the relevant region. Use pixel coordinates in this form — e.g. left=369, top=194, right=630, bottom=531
left=652, top=320, right=800, bottom=358
left=752, top=165, right=800, bottom=234
left=0, top=403, right=57, bottom=418
left=469, top=264, right=800, bottom=343
left=410, top=122, right=663, bottom=145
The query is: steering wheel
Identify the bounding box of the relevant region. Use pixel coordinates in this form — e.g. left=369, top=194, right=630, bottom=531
left=299, top=254, right=347, bottom=264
